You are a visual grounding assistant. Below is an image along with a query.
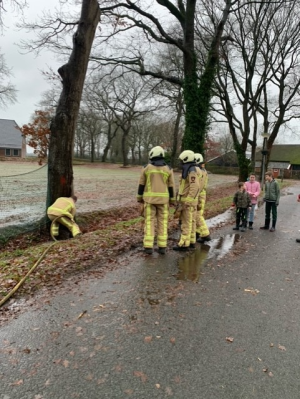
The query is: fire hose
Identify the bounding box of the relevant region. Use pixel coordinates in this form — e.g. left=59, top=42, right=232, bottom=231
left=0, top=216, right=63, bottom=308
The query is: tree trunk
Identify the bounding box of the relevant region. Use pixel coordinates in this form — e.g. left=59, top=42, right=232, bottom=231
left=47, top=0, right=100, bottom=207
left=171, top=91, right=183, bottom=167
left=182, top=0, right=231, bottom=154
left=90, top=138, right=95, bottom=162
left=121, top=131, right=129, bottom=167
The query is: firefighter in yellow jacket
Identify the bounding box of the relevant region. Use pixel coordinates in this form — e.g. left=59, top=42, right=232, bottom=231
left=47, top=196, right=81, bottom=238
left=173, top=150, right=200, bottom=251
left=195, top=155, right=211, bottom=243
left=137, top=146, right=176, bottom=255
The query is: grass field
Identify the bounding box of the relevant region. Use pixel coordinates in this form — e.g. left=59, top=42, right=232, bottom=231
left=0, top=161, right=238, bottom=220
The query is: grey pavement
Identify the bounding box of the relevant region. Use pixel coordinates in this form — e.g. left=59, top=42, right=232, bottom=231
left=1, top=183, right=300, bottom=399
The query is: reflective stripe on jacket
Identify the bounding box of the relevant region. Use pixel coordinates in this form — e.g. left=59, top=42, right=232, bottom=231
left=178, top=168, right=200, bottom=205
left=137, top=164, right=176, bottom=205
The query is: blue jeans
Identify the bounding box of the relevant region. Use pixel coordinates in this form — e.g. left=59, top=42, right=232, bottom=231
left=247, top=204, right=256, bottom=223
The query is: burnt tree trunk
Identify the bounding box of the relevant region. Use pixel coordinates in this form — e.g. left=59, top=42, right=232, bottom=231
left=47, top=0, right=100, bottom=207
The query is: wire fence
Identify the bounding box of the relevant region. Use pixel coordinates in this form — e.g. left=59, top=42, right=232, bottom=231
left=0, top=165, right=48, bottom=243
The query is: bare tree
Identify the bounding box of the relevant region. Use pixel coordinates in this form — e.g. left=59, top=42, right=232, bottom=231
left=86, top=71, right=156, bottom=166
left=0, top=0, right=27, bottom=25
left=0, top=51, right=17, bottom=108
left=92, top=0, right=233, bottom=155
left=212, top=0, right=300, bottom=180
left=76, top=108, right=102, bottom=162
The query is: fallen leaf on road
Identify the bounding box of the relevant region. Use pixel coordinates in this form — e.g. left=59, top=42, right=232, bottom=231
left=278, top=344, right=286, bottom=351
left=155, top=384, right=160, bottom=388
left=11, top=379, right=23, bottom=386
left=226, top=337, right=234, bottom=343
left=170, top=337, right=176, bottom=344
left=124, top=389, right=133, bottom=395
left=77, top=310, right=87, bottom=319
left=144, top=336, right=152, bottom=343
left=244, top=288, right=260, bottom=295
left=133, top=371, right=147, bottom=382
left=93, top=305, right=105, bottom=311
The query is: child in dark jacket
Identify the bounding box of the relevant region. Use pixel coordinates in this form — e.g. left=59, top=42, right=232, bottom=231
left=232, top=182, right=252, bottom=232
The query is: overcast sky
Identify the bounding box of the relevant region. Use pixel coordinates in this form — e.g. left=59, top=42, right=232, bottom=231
left=1, top=0, right=300, bottom=145
left=0, top=0, right=63, bottom=127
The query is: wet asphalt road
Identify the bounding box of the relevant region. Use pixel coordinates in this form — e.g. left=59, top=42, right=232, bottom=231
left=1, top=184, right=300, bottom=399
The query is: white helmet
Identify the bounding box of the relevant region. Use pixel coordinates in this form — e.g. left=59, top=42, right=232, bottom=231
left=149, top=146, right=165, bottom=159
left=178, top=150, right=195, bottom=163
left=194, top=153, right=204, bottom=164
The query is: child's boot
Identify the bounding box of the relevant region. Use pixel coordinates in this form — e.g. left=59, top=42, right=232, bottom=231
left=260, top=219, right=270, bottom=230
left=269, top=220, right=276, bottom=232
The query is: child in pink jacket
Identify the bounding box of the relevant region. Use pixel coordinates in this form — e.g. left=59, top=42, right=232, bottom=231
left=244, top=173, right=261, bottom=229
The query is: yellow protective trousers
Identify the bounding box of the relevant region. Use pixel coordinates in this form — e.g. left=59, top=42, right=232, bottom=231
left=178, top=205, right=196, bottom=247
left=196, top=197, right=210, bottom=237
left=48, top=214, right=81, bottom=238
left=143, top=203, right=169, bottom=248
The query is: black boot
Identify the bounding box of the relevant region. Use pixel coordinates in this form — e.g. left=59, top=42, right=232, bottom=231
left=233, top=226, right=239, bottom=230
left=158, top=247, right=166, bottom=255
left=197, top=235, right=211, bottom=243
left=173, top=245, right=189, bottom=251
left=144, top=248, right=153, bottom=254
left=249, top=222, right=253, bottom=230
left=270, top=220, right=276, bottom=232
left=196, top=232, right=200, bottom=240
left=260, top=219, right=270, bottom=230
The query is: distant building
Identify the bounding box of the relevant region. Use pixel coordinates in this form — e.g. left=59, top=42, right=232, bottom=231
left=0, top=119, right=26, bottom=158
left=255, top=144, right=300, bottom=178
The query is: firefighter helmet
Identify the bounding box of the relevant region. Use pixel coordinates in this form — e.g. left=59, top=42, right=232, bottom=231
left=178, top=150, right=195, bottom=163
left=194, top=153, right=204, bottom=164
left=149, top=146, right=165, bottom=159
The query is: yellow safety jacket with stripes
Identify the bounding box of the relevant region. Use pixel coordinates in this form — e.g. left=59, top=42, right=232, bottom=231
left=137, top=162, right=176, bottom=205
left=47, top=197, right=76, bottom=220
left=199, top=167, right=208, bottom=200
left=177, top=166, right=200, bottom=206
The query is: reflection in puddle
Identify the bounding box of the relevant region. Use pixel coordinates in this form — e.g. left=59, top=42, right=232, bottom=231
left=176, top=234, right=240, bottom=282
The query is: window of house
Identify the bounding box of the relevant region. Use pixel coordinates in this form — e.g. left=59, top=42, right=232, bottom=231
left=5, top=149, right=11, bottom=156
left=13, top=149, right=19, bottom=156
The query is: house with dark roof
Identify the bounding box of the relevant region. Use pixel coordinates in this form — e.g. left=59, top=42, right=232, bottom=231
left=0, top=119, right=26, bottom=158
left=255, top=144, right=300, bottom=178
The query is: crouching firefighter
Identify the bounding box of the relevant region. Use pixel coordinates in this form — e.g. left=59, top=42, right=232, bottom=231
left=47, top=195, right=82, bottom=239
left=137, top=146, right=176, bottom=255
left=173, top=150, right=200, bottom=251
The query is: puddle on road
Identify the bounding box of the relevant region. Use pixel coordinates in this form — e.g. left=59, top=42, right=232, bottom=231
left=176, top=234, right=240, bottom=282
